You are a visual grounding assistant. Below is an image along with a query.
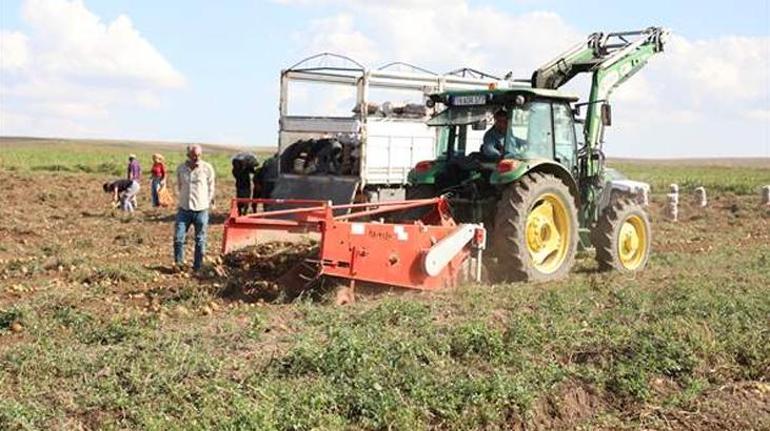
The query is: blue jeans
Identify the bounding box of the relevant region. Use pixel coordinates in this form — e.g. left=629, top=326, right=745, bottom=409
left=151, top=178, right=162, bottom=207
left=174, top=208, right=209, bottom=270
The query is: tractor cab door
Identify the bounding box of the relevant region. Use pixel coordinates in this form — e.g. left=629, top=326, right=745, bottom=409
left=507, top=100, right=577, bottom=171
left=436, top=124, right=473, bottom=160
left=552, top=102, right=578, bottom=173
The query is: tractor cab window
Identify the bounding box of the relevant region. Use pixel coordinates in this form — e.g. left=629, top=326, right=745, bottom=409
left=430, top=101, right=563, bottom=161
left=428, top=105, right=493, bottom=127
left=553, top=103, right=577, bottom=168
left=506, top=101, right=553, bottom=159
left=435, top=125, right=488, bottom=158
left=430, top=105, right=495, bottom=158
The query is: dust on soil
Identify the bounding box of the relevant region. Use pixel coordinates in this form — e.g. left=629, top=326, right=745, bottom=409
left=520, top=381, right=604, bottom=430
left=653, top=381, right=770, bottom=431
left=0, top=170, right=320, bottom=310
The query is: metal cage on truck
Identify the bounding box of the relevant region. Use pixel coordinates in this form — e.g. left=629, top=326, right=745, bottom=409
left=273, top=53, right=515, bottom=205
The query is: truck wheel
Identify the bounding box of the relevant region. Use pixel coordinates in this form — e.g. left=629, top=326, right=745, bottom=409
left=490, top=172, right=579, bottom=282
left=592, top=198, right=651, bottom=272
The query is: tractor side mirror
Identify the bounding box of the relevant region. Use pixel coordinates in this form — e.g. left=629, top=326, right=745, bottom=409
left=601, top=103, right=612, bottom=127
left=472, top=119, right=488, bottom=131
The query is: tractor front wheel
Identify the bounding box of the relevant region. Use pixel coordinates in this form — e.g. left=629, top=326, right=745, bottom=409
left=592, top=198, right=652, bottom=272
left=490, top=172, right=579, bottom=282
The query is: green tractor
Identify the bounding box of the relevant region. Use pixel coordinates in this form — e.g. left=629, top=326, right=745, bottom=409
left=407, top=28, right=667, bottom=282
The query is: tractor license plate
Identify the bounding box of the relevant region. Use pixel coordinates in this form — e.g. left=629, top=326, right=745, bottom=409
left=453, top=95, right=487, bottom=106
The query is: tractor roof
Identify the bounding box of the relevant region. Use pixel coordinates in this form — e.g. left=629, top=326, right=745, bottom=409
left=436, top=86, right=579, bottom=103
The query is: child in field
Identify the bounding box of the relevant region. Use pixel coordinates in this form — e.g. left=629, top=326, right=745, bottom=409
left=103, top=179, right=140, bottom=213
left=150, top=153, right=167, bottom=207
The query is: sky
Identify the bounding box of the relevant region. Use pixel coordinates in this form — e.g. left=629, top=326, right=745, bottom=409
left=0, top=0, right=768, bottom=157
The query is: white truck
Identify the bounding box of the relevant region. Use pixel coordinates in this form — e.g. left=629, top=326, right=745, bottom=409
left=271, top=53, right=511, bottom=204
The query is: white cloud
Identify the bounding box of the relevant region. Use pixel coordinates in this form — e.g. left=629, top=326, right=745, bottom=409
left=0, top=0, right=184, bottom=137
left=619, top=34, right=770, bottom=113
left=746, top=109, right=770, bottom=121
left=608, top=34, right=769, bottom=155
left=287, top=3, right=581, bottom=118
left=300, top=14, right=379, bottom=65
left=294, top=3, right=580, bottom=76
left=0, top=31, right=30, bottom=70
left=282, top=1, right=769, bottom=156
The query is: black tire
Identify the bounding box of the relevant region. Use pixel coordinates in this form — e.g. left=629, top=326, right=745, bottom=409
left=592, top=198, right=652, bottom=272
left=406, top=184, right=437, bottom=199
left=490, top=172, right=579, bottom=282
left=399, top=184, right=438, bottom=221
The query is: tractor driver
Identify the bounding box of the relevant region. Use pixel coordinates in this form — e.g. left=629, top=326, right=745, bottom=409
left=481, top=109, right=508, bottom=161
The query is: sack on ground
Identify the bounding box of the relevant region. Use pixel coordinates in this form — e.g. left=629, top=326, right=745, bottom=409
left=158, top=185, right=174, bottom=207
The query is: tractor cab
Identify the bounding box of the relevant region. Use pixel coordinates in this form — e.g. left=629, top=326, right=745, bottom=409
left=408, top=88, right=581, bottom=224
left=428, top=89, right=578, bottom=167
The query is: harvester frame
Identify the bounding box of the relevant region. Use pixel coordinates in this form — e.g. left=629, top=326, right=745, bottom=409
left=222, top=197, right=486, bottom=300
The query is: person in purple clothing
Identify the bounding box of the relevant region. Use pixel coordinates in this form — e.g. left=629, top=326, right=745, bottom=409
left=127, top=154, right=141, bottom=180
left=127, top=154, right=141, bottom=208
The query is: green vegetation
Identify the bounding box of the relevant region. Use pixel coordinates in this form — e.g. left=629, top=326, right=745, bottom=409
left=0, top=141, right=768, bottom=429
left=0, top=137, right=272, bottom=178
left=2, top=243, right=768, bottom=429
left=611, top=161, right=770, bottom=195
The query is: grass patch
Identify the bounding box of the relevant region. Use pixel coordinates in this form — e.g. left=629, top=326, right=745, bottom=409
left=0, top=308, right=23, bottom=331
left=611, top=162, right=770, bottom=195
left=0, top=138, right=272, bottom=179
left=74, top=264, right=150, bottom=285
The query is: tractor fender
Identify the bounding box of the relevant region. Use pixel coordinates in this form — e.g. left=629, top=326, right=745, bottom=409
left=407, top=160, right=445, bottom=185
left=491, top=159, right=580, bottom=207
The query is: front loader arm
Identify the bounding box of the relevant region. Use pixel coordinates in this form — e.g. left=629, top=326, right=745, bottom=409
left=583, top=28, right=668, bottom=177
left=530, top=33, right=603, bottom=90
left=533, top=28, right=667, bottom=160
left=532, top=27, right=667, bottom=223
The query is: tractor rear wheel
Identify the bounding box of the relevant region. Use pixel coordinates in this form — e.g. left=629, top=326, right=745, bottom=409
left=592, top=198, right=651, bottom=272
left=490, top=172, right=579, bottom=282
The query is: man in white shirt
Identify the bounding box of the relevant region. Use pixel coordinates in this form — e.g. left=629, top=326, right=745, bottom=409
left=174, top=144, right=216, bottom=271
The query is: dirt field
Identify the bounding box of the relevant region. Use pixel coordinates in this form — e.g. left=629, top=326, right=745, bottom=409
left=0, top=141, right=768, bottom=430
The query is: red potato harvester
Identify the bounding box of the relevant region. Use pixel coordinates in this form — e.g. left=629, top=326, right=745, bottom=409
left=221, top=197, right=486, bottom=301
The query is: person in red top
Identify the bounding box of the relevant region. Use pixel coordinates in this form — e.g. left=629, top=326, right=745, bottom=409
left=150, top=153, right=167, bottom=207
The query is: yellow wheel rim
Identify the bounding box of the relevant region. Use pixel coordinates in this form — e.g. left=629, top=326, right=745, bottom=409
left=525, top=193, right=571, bottom=274
left=618, top=214, right=647, bottom=270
